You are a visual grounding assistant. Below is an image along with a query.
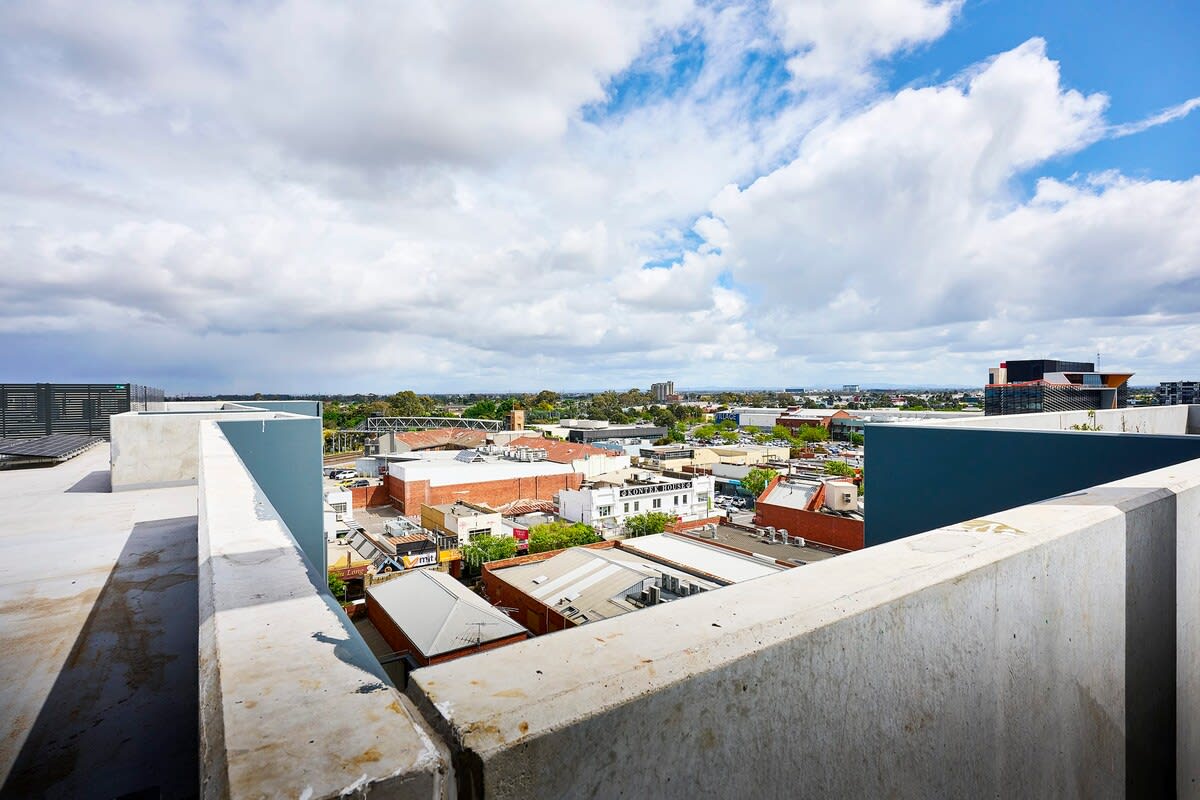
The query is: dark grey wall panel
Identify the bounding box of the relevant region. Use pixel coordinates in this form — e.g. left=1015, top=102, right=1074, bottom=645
left=865, top=424, right=1200, bottom=546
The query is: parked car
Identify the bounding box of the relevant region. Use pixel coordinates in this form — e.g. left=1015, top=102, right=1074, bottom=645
left=331, top=469, right=356, bottom=480
left=349, top=479, right=370, bottom=488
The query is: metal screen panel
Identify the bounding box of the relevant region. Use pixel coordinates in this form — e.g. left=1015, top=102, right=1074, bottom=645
left=0, top=383, right=163, bottom=439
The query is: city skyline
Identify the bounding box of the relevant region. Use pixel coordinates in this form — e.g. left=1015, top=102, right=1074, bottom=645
left=2, top=1, right=1197, bottom=393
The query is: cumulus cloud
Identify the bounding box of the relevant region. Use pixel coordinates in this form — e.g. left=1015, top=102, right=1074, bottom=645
left=0, top=2, right=1196, bottom=391
left=771, top=0, right=961, bottom=89
left=700, top=38, right=1199, bottom=377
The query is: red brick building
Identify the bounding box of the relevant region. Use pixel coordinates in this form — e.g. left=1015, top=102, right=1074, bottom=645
left=777, top=409, right=851, bottom=432
left=387, top=471, right=582, bottom=515
left=754, top=476, right=864, bottom=551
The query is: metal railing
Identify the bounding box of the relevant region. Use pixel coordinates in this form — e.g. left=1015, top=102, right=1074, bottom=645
left=359, top=416, right=504, bottom=432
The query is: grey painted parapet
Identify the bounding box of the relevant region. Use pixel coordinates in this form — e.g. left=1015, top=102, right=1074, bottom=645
left=408, top=459, right=1200, bottom=798
left=217, top=415, right=325, bottom=573
left=165, top=400, right=323, bottom=417
left=237, top=400, right=323, bottom=418
left=197, top=422, right=449, bottom=799
left=865, top=422, right=1200, bottom=546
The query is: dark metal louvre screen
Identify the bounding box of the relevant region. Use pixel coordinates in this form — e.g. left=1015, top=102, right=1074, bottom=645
left=0, top=383, right=164, bottom=439
left=0, top=385, right=45, bottom=438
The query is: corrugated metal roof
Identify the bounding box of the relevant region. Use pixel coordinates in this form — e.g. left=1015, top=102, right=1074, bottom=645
left=620, top=533, right=786, bottom=583
left=367, top=570, right=527, bottom=657
left=759, top=480, right=820, bottom=512
left=493, top=498, right=557, bottom=516
left=492, top=546, right=722, bottom=625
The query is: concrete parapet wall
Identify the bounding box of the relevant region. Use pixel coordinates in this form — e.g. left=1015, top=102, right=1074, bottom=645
left=917, top=404, right=1191, bottom=434
left=110, top=410, right=280, bottom=491
left=408, top=458, right=1200, bottom=799
left=197, top=422, right=449, bottom=799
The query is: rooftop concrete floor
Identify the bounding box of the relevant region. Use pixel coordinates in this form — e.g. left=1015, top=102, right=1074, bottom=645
left=0, top=445, right=198, bottom=799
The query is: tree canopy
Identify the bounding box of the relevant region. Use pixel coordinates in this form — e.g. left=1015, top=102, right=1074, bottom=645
left=528, top=521, right=601, bottom=554
left=742, top=467, right=778, bottom=498
left=623, top=511, right=675, bottom=538
left=824, top=460, right=855, bottom=477
left=461, top=534, right=518, bottom=577
left=795, top=424, right=829, bottom=443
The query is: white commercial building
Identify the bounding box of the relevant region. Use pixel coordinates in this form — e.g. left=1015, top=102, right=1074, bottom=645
left=558, top=475, right=715, bottom=534
left=420, top=501, right=504, bottom=545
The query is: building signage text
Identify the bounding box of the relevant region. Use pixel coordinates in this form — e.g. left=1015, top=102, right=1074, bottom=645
left=619, top=481, right=692, bottom=498
left=401, top=551, right=438, bottom=569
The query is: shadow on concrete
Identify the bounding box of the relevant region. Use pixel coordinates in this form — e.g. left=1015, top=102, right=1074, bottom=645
left=1, top=516, right=199, bottom=800
left=64, top=470, right=112, bottom=493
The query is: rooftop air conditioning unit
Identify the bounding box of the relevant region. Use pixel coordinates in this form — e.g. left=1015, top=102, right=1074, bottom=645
left=824, top=481, right=857, bottom=512
left=647, top=585, right=661, bottom=605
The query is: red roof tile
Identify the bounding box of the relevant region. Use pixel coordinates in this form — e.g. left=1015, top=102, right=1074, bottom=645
left=392, top=427, right=488, bottom=451
left=504, top=436, right=614, bottom=464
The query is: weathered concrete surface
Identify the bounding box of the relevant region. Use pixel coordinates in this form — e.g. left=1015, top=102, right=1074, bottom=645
left=914, top=404, right=1191, bottom=434
left=1167, top=461, right=1200, bottom=794
left=198, top=422, right=450, bottom=799
left=110, top=409, right=283, bottom=492
left=409, top=458, right=1200, bottom=799
left=0, top=446, right=198, bottom=798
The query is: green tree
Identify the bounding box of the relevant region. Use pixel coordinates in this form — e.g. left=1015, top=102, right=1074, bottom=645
left=718, top=419, right=738, bottom=431
left=825, top=460, right=855, bottom=477
left=718, top=430, right=739, bottom=444
left=743, top=467, right=778, bottom=498
left=389, top=390, right=436, bottom=416
left=463, top=399, right=499, bottom=419
left=796, top=425, right=829, bottom=443
left=533, top=390, right=560, bottom=409
left=771, top=425, right=793, bottom=442
left=528, top=521, right=601, bottom=554
left=624, top=511, right=675, bottom=538
left=461, top=534, right=518, bottom=576
left=692, top=423, right=717, bottom=440
left=849, top=432, right=865, bottom=446
left=327, top=573, right=346, bottom=601
left=650, top=406, right=676, bottom=428
left=655, top=425, right=686, bottom=445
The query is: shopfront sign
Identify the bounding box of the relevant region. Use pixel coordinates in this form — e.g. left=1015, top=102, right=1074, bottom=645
left=618, top=481, right=691, bottom=498
left=401, top=551, right=438, bottom=569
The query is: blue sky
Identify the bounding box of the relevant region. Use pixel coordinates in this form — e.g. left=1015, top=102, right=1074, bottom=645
left=888, top=0, right=1200, bottom=181
left=0, top=0, right=1197, bottom=393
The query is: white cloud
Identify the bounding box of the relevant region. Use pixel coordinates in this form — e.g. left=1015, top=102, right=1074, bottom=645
left=770, top=0, right=962, bottom=89
left=0, top=3, right=1196, bottom=391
